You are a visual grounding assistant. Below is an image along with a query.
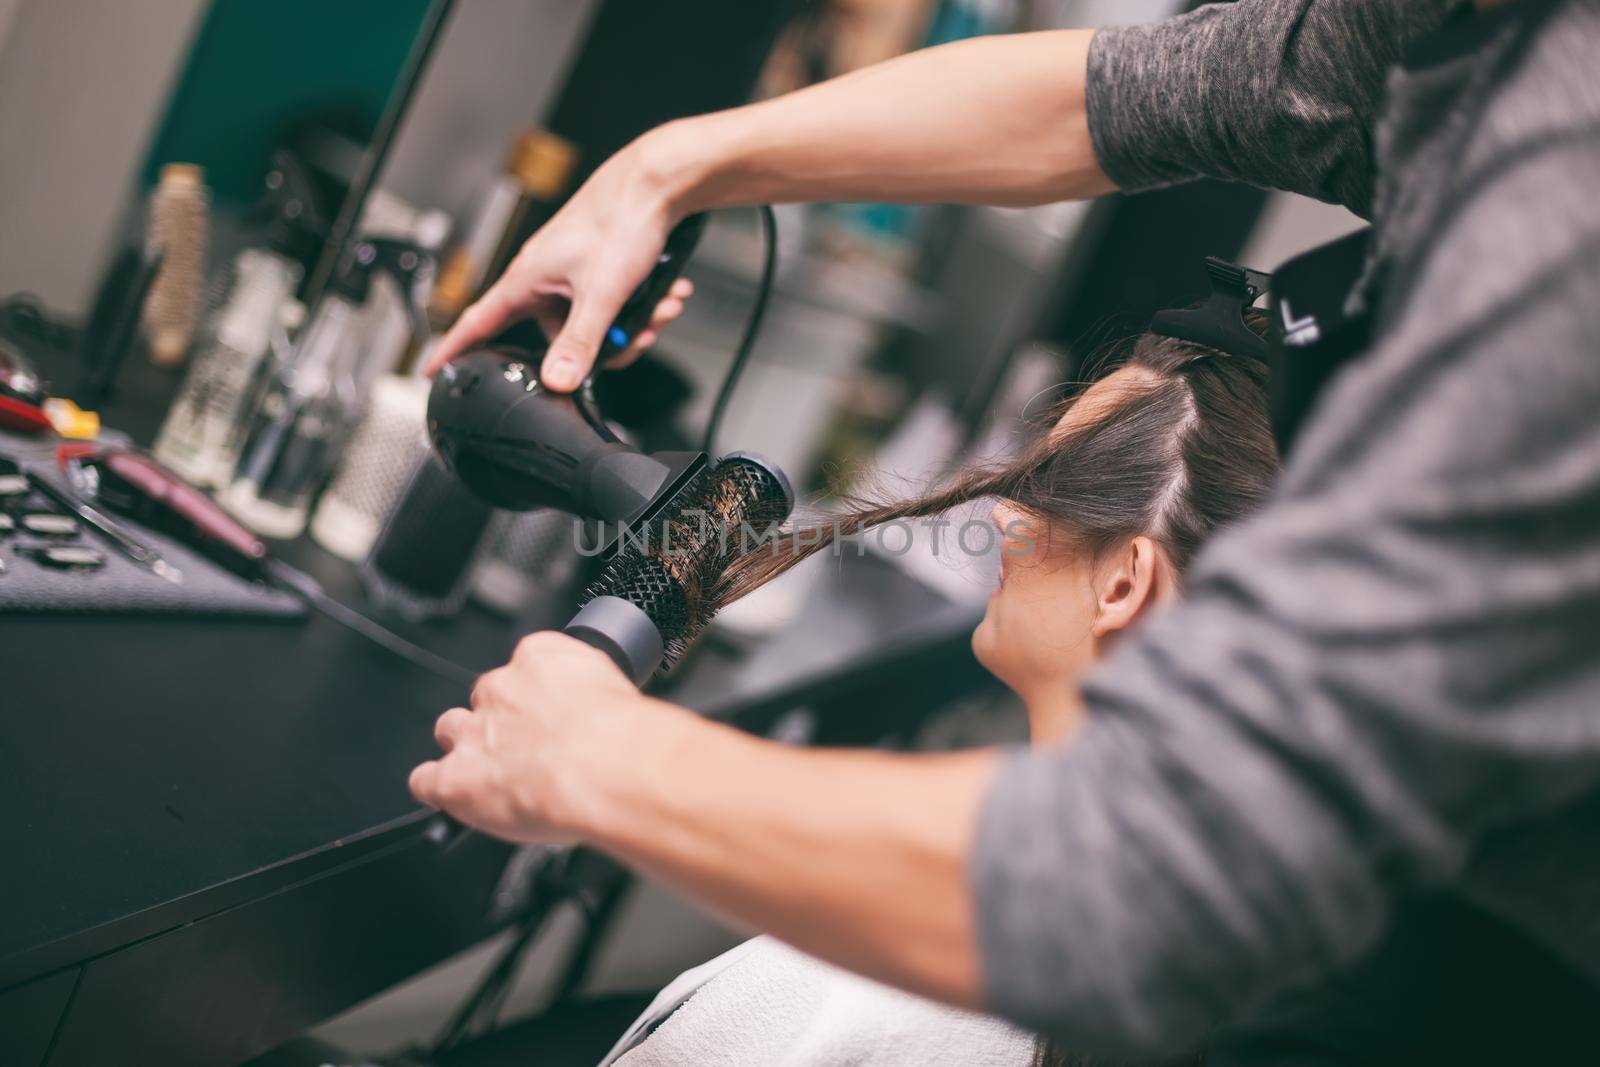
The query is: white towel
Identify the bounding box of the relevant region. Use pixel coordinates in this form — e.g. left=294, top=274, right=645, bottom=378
left=604, top=937, right=1037, bottom=1067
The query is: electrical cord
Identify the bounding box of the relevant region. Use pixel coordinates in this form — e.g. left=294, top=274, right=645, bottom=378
left=430, top=903, right=556, bottom=1053
left=426, top=849, right=618, bottom=1055
left=701, top=204, right=778, bottom=455
left=265, top=559, right=479, bottom=688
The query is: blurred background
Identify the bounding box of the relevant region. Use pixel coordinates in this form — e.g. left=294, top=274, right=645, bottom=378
left=0, top=1, right=1365, bottom=1062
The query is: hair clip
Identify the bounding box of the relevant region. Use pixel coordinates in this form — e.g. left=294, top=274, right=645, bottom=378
left=1150, top=257, right=1272, bottom=365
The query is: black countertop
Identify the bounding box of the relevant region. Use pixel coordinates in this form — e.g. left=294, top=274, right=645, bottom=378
left=0, top=543, right=980, bottom=990
left=0, top=338, right=991, bottom=1065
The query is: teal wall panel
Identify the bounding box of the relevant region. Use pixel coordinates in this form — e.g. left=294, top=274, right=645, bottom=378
left=142, top=0, right=432, bottom=205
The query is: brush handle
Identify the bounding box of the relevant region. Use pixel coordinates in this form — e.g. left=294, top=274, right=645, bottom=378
left=564, top=596, right=663, bottom=687
left=426, top=596, right=660, bottom=852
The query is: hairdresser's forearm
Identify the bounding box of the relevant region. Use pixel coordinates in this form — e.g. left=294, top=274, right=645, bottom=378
left=639, top=31, right=1111, bottom=217
left=412, top=635, right=998, bottom=1002
left=576, top=705, right=1001, bottom=1007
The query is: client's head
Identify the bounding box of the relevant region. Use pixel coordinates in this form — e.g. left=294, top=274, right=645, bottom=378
left=971, top=327, right=1277, bottom=740
left=715, top=320, right=1278, bottom=741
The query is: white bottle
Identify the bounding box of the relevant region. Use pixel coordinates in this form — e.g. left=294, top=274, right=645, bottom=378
left=307, top=211, right=453, bottom=558
left=308, top=371, right=432, bottom=560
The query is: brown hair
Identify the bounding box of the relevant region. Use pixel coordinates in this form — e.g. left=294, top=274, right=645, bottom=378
left=711, top=314, right=1278, bottom=612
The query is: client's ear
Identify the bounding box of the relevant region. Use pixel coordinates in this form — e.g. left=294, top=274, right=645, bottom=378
left=1091, top=535, right=1171, bottom=640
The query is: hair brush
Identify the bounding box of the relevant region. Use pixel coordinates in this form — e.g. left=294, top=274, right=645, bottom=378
left=572, top=452, right=793, bottom=678
left=142, top=163, right=210, bottom=366
left=423, top=450, right=792, bottom=854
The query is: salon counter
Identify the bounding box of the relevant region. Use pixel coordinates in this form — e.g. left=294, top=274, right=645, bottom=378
left=0, top=524, right=988, bottom=1066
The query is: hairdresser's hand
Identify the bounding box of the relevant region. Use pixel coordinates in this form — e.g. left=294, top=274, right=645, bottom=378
left=409, top=631, right=681, bottom=842
left=423, top=140, right=695, bottom=391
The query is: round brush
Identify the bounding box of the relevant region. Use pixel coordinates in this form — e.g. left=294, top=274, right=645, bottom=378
left=142, top=163, right=211, bottom=366
left=572, top=452, right=793, bottom=681
left=425, top=452, right=792, bottom=853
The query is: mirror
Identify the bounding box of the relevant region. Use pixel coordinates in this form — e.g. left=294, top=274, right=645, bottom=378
left=0, top=0, right=447, bottom=321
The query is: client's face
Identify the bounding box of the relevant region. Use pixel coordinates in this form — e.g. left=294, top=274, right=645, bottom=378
left=970, top=503, right=1102, bottom=722
left=970, top=368, right=1168, bottom=742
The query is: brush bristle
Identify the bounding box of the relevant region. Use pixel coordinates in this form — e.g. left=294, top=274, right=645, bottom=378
left=580, top=457, right=791, bottom=668
left=143, top=164, right=210, bottom=366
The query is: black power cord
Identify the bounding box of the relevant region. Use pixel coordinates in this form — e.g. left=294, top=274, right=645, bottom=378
left=265, top=559, right=479, bottom=688
left=701, top=204, right=778, bottom=455
left=425, top=850, right=627, bottom=1057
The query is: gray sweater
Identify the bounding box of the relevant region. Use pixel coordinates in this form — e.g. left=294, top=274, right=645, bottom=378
left=973, top=0, right=1600, bottom=1060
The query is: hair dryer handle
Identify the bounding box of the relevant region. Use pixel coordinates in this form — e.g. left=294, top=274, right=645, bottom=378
left=595, top=213, right=707, bottom=366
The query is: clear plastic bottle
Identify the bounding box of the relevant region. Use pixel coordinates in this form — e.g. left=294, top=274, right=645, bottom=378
left=153, top=248, right=302, bottom=487
left=221, top=238, right=432, bottom=539
left=220, top=293, right=366, bottom=538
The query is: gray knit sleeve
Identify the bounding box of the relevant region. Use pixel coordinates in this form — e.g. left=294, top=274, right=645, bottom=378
left=1085, top=0, right=1453, bottom=216
left=970, top=703, right=1387, bottom=1057
left=970, top=107, right=1600, bottom=1055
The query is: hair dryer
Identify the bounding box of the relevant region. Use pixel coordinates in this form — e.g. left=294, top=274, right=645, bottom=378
left=426, top=213, right=792, bottom=685
left=428, top=345, right=791, bottom=683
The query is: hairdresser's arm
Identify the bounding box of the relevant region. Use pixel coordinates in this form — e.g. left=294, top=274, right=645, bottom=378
left=410, top=632, right=999, bottom=1006
left=419, top=243, right=1600, bottom=1060
left=428, top=0, right=1456, bottom=389
left=1086, top=0, right=1452, bottom=218
left=426, top=30, right=1106, bottom=387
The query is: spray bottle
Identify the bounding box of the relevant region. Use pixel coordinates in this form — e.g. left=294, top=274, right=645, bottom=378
left=221, top=237, right=432, bottom=538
